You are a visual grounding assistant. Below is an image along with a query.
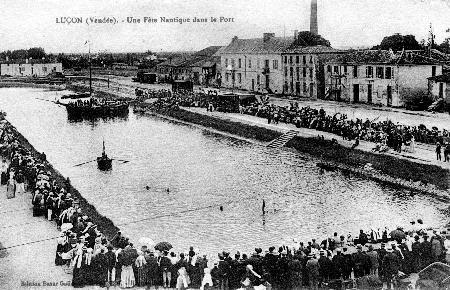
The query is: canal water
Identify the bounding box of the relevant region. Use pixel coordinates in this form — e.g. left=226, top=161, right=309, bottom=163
left=0, top=87, right=448, bottom=256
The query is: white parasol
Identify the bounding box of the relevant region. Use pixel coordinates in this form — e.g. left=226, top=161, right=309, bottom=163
left=61, top=223, right=73, bottom=232
left=138, top=237, right=155, bottom=247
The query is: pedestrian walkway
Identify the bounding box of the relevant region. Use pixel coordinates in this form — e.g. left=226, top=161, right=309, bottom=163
left=0, top=184, right=72, bottom=289
left=183, top=107, right=450, bottom=170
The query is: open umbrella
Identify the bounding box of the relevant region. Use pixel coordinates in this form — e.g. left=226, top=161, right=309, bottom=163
left=61, top=223, right=73, bottom=232
left=390, top=229, right=406, bottom=241
left=154, top=241, right=172, bottom=252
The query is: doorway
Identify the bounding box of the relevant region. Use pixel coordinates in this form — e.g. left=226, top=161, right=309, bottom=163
left=387, top=85, right=392, bottom=107
left=353, top=84, right=359, bottom=103
left=367, top=84, right=372, bottom=104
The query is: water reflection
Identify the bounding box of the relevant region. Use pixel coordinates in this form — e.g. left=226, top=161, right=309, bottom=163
left=0, top=87, right=448, bottom=255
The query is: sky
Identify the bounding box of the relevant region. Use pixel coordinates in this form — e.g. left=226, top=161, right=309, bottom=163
left=0, top=0, right=449, bottom=53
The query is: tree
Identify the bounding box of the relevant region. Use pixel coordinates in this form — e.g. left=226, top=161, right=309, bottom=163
left=27, top=47, right=46, bottom=60
left=374, top=34, right=421, bottom=51
left=400, top=88, right=433, bottom=111
left=10, top=49, right=28, bottom=60
left=438, top=39, right=450, bottom=54
left=294, top=31, right=331, bottom=47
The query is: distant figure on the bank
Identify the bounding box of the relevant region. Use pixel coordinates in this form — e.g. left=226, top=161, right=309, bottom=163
left=436, top=142, right=442, bottom=161
left=41, top=152, right=47, bottom=162
left=6, top=175, right=15, bottom=199
left=0, top=159, right=7, bottom=185
left=351, top=136, right=360, bottom=150
left=262, top=199, right=266, bottom=214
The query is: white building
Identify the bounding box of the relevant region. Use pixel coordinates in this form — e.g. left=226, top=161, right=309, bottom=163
left=0, top=61, right=62, bottom=77
left=324, top=50, right=443, bottom=107
left=219, top=33, right=295, bottom=94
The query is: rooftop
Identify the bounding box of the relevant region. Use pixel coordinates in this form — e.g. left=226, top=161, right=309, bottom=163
left=325, top=49, right=444, bottom=65
left=221, top=36, right=295, bottom=54
left=284, top=45, right=342, bottom=54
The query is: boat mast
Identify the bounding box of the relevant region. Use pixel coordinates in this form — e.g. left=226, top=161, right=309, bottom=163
left=102, top=139, right=105, bottom=155
left=88, top=41, right=92, bottom=97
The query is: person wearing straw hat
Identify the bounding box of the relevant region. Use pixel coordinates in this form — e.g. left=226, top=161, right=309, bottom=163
left=306, top=253, right=320, bottom=290
left=381, top=244, right=400, bottom=289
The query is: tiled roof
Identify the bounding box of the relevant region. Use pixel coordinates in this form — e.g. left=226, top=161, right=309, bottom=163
left=284, top=45, right=342, bottom=54
left=221, top=37, right=295, bottom=54
left=325, top=50, right=444, bottom=65
left=194, top=46, right=223, bottom=57
left=428, top=73, right=450, bottom=83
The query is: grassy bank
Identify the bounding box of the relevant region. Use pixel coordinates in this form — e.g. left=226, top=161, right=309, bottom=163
left=286, top=136, right=450, bottom=190
left=156, top=107, right=283, bottom=143
left=8, top=124, right=120, bottom=239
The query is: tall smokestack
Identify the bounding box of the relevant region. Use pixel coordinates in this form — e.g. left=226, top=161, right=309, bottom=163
left=310, top=0, right=318, bottom=35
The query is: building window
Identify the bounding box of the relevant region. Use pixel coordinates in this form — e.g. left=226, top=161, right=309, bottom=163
left=327, top=65, right=331, bottom=73
left=296, top=82, right=300, bottom=94
left=333, top=66, right=339, bottom=73
left=290, top=67, right=294, bottom=76
left=353, top=66, right=358, bottom=78
left=273, top=60, right=278, bottom=69
left=303, top=82, right=307, bottom=93
left=432, top=66, right=436, bottom=77
left=257, top=59, right=260, bottom=69
left=366, top=66, right=373, bottom=78
left=238, top=73, right=242, bottom=83
left=296, top=56, right=299, bottom=64
left=303, top=55, right=306, bottom=64
left=238, top=58, right=242, bottom=68
left=225, top=73, right=229, bottom=82
left=303, top=67, right=307, bottom=78
left=284, top=56, right=287, bottom=64
left=231, top=59, right=235, bottom=68
left=284, top=67, right=288, bottom=77
left=385, top=67, right=392, bottom=79
left=257, top=75, right=260, bottom=84
left=289, top=56, right=293, bottom=64
left=296, top=67, right=300, bottom=81
left=225, top=59, right=228, bottom=67
left=248, top=59, right=252, bottom=68
left=343, top=66, right=348, bottom=74
left=310, top=68, right=313, bottom=78
left=309, top=56, right=313, bottom=63
left=265, top=59, right=269, bottom=68
left=376, top=67, right=384, bottom=79
left=284, top=82, right=289, bottom=92
left=290, top=82, right=294, bottom=92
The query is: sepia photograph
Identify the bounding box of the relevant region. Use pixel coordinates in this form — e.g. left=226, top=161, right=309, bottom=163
left=0, top=0, right=449, bottom=289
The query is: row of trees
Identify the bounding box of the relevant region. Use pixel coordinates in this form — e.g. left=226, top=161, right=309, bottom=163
left=0, top=47, right=48, bottom=61
left=373, top=33, right=450, bottom=53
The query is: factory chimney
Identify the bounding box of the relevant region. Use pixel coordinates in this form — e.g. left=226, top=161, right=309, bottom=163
left=310, top=0, right=318, bottom=35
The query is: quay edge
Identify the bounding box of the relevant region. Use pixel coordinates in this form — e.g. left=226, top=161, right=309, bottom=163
left=5, top=122, right=120, bottom=239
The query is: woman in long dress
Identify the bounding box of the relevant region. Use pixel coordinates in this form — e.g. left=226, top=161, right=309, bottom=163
left=6, top=177, right=15, bottom=199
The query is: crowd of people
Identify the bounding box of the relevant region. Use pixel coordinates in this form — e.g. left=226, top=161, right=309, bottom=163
left=2, top=117, right=450, bottom=289
left=135, top=90, right=450, bottom=155
left=239, top=101, right=450, bottom=153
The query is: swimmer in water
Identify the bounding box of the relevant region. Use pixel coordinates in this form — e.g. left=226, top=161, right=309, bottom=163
left=145, top=186, right=150, bottom=190
left=219, top=206, right=223, bottom=211
left=166, top=188, right=170, bottom=193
